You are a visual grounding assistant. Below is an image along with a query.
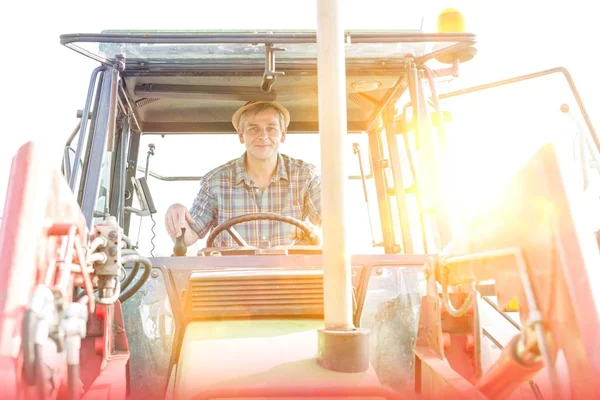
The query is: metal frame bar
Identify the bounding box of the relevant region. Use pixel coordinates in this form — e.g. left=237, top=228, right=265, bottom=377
left=122, top=63, right=409, bottom=76
left=139, top=121, right=369, bottom=134
left=404, top=63, right=430, bottom=253
left=77, top=72, right=105, bottom=206
left=316, top=0, right=353, bottom=330
left=60, top=32, right=475, bottom=77
left=416, top=66, right=450, bottom=252
left=384, top=105, right=413, bottom=253
left=109, top=117, right=130, bottom=224
left=368, top=128, right=397, bottom=252
left=123, top=131, right=141, bottom=235
left=80, top=67, right=120, bottom=229
left=70, top=66, right=104, bottom=191
left=367, top=77, right=407, bottom=132
left=61, top=31, right=475, bottom=45
left=438, top=67, right=599, bottom=154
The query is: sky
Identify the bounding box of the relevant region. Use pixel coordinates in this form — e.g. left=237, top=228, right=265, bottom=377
left=1, top=0, right=598, bottom=220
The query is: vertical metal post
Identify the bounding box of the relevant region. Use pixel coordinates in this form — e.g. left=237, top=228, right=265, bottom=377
left=316, top=0, right=369, bottom=374
left=70, top=66, right=104, bottom=192
left=123, top=132, right=141, bottom=235
left=80, top=67, right=120, bottom=230
left=316, top=0, right=352, bottom=331
left=109, top=117, right=130, bottom=224
left=416, top=70, right=452, bottom=250
left=384, top=106, right=413, bottom=253
left=407, top=61, right=421, bottom=150
left=368, top=129, right=396, bottom=253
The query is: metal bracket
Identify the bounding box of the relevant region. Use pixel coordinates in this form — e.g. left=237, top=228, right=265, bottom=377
left=261, top=43, right=286, bottom=92
left=422, top=58, right=460, bottom=79
left=114, top=52, right=126, bottom=72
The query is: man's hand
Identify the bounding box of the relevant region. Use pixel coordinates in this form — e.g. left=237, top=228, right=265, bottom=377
left=290, top=221, right=322, bottom=245
left=165, top=203, right=200, bottom=245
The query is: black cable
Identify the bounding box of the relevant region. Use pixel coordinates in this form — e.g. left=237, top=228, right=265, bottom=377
left=149, top=214, right=156, bottom=257
left=120, top=262, right=140, bottom=292
left=119, top=257, right=152, bottom=303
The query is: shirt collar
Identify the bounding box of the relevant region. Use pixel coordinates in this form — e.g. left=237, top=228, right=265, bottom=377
left=234, top=152, right=289, bottom=185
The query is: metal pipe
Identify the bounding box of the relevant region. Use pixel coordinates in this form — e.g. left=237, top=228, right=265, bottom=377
left=442, top=248, right=561, bottom=398
left=119, top=118, right=130, bottom=225
left=316, top=0, right=353, bottom=330
left=416, top=69, right=446, bottom=252
left=70, top=66, right=104, bottom=192
left=481, top=329, right=545, bottom=400
left=514, top=248, right=562, bottom=400
left=106, top=67, right=119, bottom=152
left=476, top=333, right=544, bottom=400
left=437, top=67, right=599, bottom=154
left=80, top=68, right=119, bottom=230
left=368, top=130, right=396, bottom=252
left=384, top=106, right=413, bottom=253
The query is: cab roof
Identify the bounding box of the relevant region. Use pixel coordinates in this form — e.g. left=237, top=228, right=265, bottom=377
left=60, top=30, right=476, bottom=134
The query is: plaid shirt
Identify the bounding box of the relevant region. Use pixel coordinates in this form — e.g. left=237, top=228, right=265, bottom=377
left=189, top=152, right=321, bottom=247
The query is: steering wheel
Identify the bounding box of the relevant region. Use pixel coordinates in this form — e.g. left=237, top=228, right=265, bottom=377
left=205, top=212, right=317, bottom=248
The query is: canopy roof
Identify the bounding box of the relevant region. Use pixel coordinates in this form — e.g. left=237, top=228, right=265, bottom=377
left=61, top=30, right=477, bottom=134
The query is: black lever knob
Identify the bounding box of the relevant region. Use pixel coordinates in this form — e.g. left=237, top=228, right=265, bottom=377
left=173, top=227, right=187, bottom=257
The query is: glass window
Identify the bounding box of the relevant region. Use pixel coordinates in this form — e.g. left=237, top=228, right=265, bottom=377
left=121, top=266, right=174, bottom=399
left=126, top=133, right=384, bottom=256
left=93, top=150, right=113, bottom=225
left=360, top=266, right=425, bottom=391
left=437, top=72, right=600, bottom=234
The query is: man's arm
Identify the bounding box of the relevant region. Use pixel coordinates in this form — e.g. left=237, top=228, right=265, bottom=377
left=165, top=203, right=200, bottom=246
left=304, top=172, right=322, bottom=226
left=188, top=177, right=218, bottom=243
left=165, top=178, right=217, bottom=247
left=290, top=172, right=322, bottom=245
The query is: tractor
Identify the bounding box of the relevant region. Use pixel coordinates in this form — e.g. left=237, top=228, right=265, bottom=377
left=1, top=4, right=599, bottom=400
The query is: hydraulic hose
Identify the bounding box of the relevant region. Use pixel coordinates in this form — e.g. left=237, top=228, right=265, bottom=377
left=118, top=255, right=153, bottom=303
left=120, top=249, right=142, bottom=291
left=120, top=262, right=140, bottom=292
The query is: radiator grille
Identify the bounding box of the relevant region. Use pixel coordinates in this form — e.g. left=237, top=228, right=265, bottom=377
left=183, top=270, right=324, bottom=320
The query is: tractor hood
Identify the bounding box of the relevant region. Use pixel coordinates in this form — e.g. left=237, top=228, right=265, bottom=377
left=171, top=319, right=379, bottom=399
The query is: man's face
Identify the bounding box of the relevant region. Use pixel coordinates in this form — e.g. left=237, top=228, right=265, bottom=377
left=238, top=108, right=286, bottom=161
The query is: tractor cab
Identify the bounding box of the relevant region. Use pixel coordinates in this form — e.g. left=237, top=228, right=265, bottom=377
left=59, top=27, right=476, bottom=398
left=2, top=6, right=600, bottom=400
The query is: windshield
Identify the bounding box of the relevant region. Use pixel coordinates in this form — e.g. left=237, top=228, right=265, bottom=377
left=128, top=133, right=384, bottom=256
left=436, top=70, right=600, bottom=235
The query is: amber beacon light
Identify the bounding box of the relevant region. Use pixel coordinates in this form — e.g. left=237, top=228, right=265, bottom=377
left=437, top=8, right=466, bottom=33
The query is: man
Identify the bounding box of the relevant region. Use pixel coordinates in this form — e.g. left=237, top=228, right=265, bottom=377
left=164, top=101, right=322, bottom=248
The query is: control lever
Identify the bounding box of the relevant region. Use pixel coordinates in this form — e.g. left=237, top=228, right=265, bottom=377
left=173, top=227, right=187, bottom=257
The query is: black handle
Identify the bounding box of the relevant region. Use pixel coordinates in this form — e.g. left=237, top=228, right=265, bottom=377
left=173, top=227, right=187, bottom=256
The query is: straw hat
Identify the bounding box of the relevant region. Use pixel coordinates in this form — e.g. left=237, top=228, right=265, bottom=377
left=231, top=101, right=290, bottom=131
